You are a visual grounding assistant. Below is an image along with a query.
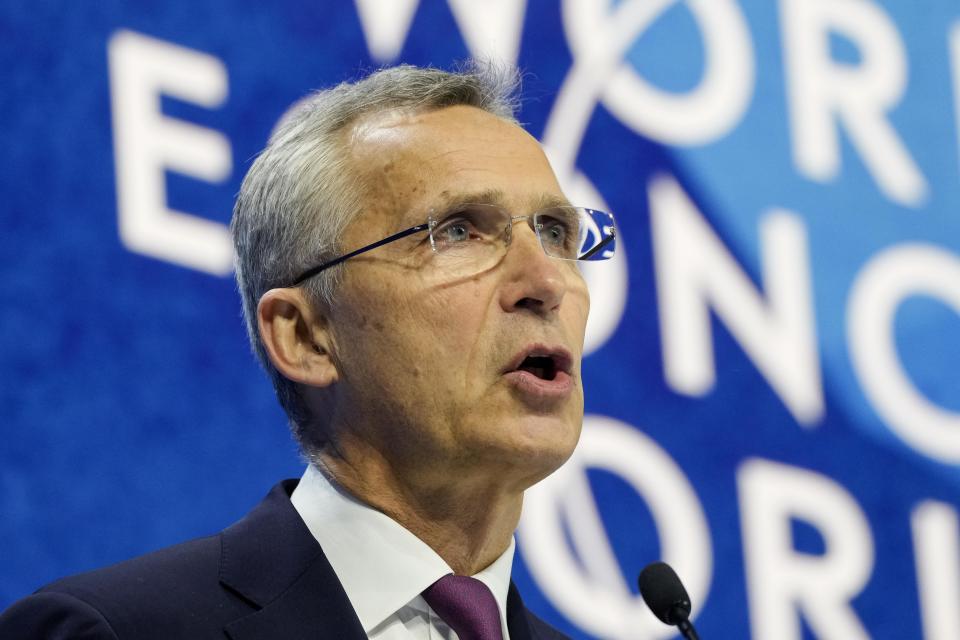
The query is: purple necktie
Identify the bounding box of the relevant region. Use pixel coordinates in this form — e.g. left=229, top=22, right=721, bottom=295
left=422, top=574, right=504, bottom=640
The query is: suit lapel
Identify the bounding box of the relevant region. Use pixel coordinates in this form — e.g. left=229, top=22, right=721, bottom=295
left=223, top=554, right=366, bottom=640
left=215, top=481, right=559, bottom=640
left=506, top=581, right=536, bottom=640
left=218, top=481, right=366, bottom=640
left=507, top=581, right=572, bottom=640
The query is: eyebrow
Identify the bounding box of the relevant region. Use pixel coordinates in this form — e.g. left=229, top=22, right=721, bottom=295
left=528, top=192, right=573, bottom=211
left=429, top=188, right=506, bottom=212
left=427, top=189, right=573, bottom=216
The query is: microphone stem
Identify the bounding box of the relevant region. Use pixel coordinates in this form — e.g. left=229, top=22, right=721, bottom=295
left=677, top=619, right=700, bottom=640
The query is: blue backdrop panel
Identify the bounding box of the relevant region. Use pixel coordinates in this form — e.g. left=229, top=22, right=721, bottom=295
left=2, top=1, right=960, bottom=638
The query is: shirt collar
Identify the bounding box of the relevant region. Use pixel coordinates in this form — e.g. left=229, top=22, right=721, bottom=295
left=290, top=464, right=516, bottom=634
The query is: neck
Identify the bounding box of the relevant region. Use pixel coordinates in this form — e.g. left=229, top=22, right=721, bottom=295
left=316, top=442, right=523, bottom=576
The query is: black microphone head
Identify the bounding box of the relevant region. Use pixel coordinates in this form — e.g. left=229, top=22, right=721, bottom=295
left=638, top=561, right=692, bottom=626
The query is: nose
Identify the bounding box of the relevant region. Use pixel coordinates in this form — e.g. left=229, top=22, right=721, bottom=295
left=498, top=223, right=568, bottom=315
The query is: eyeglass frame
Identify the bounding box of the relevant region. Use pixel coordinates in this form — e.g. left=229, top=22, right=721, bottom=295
left=289, top=205, right=616, bottom=287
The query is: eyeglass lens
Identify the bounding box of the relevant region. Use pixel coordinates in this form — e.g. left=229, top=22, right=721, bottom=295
left=426, top=204, right=616, bottom=276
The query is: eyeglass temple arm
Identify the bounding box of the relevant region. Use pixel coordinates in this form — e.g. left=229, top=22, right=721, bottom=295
left=577, top=230, right=616, bottom=261
left=292, top=223, right=430, bottom=286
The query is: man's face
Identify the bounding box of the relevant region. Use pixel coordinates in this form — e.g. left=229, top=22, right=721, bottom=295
left=323, top=105, right=590, bottom=489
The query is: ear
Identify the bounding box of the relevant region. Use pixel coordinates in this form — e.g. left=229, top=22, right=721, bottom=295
left=257, top=288, right=339, bottom=388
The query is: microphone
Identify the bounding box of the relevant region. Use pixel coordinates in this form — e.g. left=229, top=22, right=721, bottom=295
left=638, top=562, right=701, bottom=640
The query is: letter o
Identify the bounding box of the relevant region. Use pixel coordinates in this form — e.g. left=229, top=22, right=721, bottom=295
left=518, top=415, right=712, bottom=638
left=848, top=244, right=960, bottom=463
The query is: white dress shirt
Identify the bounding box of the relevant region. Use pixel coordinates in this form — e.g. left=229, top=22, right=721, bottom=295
left=291, top=464, right=515, bottom=640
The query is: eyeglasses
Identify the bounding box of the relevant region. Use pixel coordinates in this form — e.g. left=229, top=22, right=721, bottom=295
left=290, top=203, right=617, bottom=286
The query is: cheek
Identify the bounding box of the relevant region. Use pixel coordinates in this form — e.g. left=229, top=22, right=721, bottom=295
left=343, top=279, right=486, bottom=379
left=566, top=284, right=591, bottom=339
left=332, top=282, right=419, bottom=374
left=410, top=281, right=497, bottom=387
left=419, top=285, right=489, bottom=351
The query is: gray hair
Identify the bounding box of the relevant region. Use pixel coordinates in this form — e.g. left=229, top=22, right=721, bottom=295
left=231, top=63, right=520, bottom=454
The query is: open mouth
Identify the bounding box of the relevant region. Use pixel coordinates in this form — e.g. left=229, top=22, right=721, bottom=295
left=503, top=346, right=574, bottom=399
left=505, top=346, right=573, bottom=381
left=517, top=355, right=560, bottom=381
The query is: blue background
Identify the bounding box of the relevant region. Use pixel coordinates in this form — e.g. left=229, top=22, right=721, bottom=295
left=2, top=1, right=960, bottom=638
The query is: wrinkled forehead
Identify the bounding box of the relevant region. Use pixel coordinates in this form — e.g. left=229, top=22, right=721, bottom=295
left=343, top=105, right=567, bottom=231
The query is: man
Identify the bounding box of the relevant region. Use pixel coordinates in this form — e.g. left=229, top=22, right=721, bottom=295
left=0, top=64, right=616, bottom=639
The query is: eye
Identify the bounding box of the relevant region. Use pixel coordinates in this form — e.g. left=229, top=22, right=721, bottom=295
left=434, top=215, right=478, bottom=246
left=430, top=205, right=504, bottom=251
left=542, top=220, right=567, bottom=245
left=537, top=211, right=577, bottom=250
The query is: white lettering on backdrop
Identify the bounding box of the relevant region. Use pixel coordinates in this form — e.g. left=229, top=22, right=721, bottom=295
left=780, top=0, right=927, bottom=207
left=847, top=245, right=960, bottom=463
left=355, top=0, right=527, bottom=68
left=519, top=415, right=712, bottom=639
left=738, top=458, right=874, bottom=640
left=912, top=501, right=960, bottom=640
left=107, top=29, right=233, bottom=276
left=649, top=174, right=823, bottom=426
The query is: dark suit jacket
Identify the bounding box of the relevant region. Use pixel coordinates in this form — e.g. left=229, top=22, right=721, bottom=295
left=0, top=480, right=568, bottom=639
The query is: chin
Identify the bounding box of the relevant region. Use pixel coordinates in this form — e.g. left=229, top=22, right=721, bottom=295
left=493, top=415, right=582, bottom=488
